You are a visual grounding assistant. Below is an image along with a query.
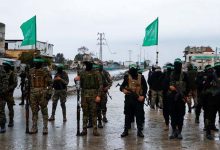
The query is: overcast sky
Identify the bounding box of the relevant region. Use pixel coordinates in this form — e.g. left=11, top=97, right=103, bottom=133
left=1, top=0, right=220, bottom=65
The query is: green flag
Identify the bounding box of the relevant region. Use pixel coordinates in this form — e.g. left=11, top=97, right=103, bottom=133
left=20, top=16, right=36, bottom=46
left=142, top=18, right=158, bottom=46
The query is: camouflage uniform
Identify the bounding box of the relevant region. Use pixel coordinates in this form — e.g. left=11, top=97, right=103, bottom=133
left=97, top=69, right=112, bottom=127
left=29, top=65, right=52, bottom=134
left=0, top=66, right=8, bottom=133
left=4, top=63, right=17, bottom=127
left=80, top=69, right=102, bottom=136
left=49, top=69, right=69, bottom=122
left=19, top=70, right=27, bottom=105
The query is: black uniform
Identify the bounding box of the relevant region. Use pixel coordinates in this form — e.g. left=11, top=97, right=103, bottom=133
left=202, top=67, right=220, bottom=139
left=162, top=69, right=172, bottom=126
left=120, top=68, right=147, bottom=137
left=168, top=60, right=189, bottom=140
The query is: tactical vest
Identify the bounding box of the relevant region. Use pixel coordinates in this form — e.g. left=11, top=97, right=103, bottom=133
left=170, top=72, right=186, bottom=92
left=30, top=69, right=47, bottom=88
left=208, top=73, right=220, bottom=96
left=81, top=71, right=99, bottom=89
left=128, top=74, right=142, bottom=95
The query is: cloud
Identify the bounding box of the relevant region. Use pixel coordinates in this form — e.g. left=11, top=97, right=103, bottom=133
left=1, top=0, right=220, bottom=64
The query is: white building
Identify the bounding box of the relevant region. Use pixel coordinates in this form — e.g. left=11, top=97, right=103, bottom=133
left=183, top=46, right=220, bottom=70
left=5, top=40, right=54, bottom=57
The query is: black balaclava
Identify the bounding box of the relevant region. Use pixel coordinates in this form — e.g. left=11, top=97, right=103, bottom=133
left=35, top=62, right=43, bottom=69
left=57, top=67, right=63, bottom=74
left=215, top=67, right=220, bottom=77
left=129, top=67, right=138, bottom=78
left=99, top=65, right=103, bottom=71
left=4, top=64, right=11, bottom=73
left=84, top=62, right=93, bottom=71
left=174, top=62, right=182, bottom=74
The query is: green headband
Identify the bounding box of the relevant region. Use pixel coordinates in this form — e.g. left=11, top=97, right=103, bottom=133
left=129, top=64, right=137, bottom=69
left=174, top=58, right=182, bottom=63
left=205, top=65, right=212, bottom=70
left=33, top=58, right=44, bottom=63
left=3, top=61, right=12, bottom=66
left=214, top=62, right=220, bottom=68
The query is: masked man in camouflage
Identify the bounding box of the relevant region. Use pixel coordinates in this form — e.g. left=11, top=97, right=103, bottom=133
left=3, top=61, right=17, bottom=127
left=95, top=62, right=112, bottom=128
left=74, top=54, right=102, bottom=136
left=29, top=58, right=52, bottom=134
left=48, top=64, right=69, bottom=122
left=0, top=64, right=8, bottom=133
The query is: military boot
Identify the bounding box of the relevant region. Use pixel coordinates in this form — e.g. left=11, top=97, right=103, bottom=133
left=48, top=115, right=55, bottom=121
left=93, top=128, right=100, bottom=136
left=206, top=130, right=214, bottom=140
left=43, top=127, right=48, bottom=135
left=137, top=130, right=144, bottom=138
left=169, top=129, right=177, bottom=139
left=80, top=128, right=87, bottom=136
left=29, top=125, right=38, bottom=134
left=177, top=130, right=183, bottom=140
left=195, top=117, right=199, bottom=124
left=121, top=129, right=128, bottom=137
left=19, top=102, right=24, bottom=105
left=8, top=119, right=14, bottom=127
left=102, top=114, right=108, bottom=123
left=98, top=120, right=103, bottom=128
left=63, top=117, right=67, bottom=122
left=0, top=124, right=6, bottom=133
left=210, top=126, right=219, bottom=132
left=87, top=121, right=93, bottom=128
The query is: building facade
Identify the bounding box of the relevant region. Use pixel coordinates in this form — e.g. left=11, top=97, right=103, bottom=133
left=183, top=46, right=220, bottom=70
left=5, top=40, right=54, bottom=59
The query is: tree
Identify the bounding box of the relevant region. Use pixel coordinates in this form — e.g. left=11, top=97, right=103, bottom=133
left=78, top=46, right=89, bottom=54
left=74, top=53, right=83, bottom=61
left=55, top=53, right=65, bottom=63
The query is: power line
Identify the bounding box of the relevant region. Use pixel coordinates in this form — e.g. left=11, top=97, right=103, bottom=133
left=104, top=36, right=116, bottom=54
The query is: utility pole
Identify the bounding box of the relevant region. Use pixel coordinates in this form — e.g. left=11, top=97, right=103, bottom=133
left=97, top=32, right=105, bottom=61
left=156, top=50, right=159, bottom=65
left=128, top=50, right=132, bottom=65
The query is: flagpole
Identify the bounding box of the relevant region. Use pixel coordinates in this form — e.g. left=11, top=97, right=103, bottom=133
left=156, top=45, right=159, bottom=65
left=34, top=15, right=37, bottom=57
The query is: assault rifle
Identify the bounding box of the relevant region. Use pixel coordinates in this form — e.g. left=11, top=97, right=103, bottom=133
left=76, top=64, right=81, bottom=136
left=124, top=87, right=148, bottom=107
left=25, top=66, right=30, bottom=133
left=107, top=91, right=112, bottom=100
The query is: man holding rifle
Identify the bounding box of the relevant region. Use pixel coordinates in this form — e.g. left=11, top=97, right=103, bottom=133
left=74, top=54, right=102, bottom=136
left=48, top=64, right=69, bottom=122
left=0, top=63, right=8, bottom=133
left=120, top=64, right=147, bottom=138
left=29, top=57, right=52, bottom=135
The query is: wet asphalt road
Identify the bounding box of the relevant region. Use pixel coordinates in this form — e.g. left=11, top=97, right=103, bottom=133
left=0, top=71, right=220, bottom=150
